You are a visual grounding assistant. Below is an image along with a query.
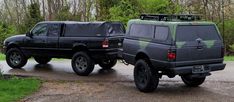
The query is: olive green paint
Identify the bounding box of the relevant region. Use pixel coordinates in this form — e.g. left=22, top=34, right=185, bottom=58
left=204, top=40, right=216, bottom=48
left=176, top=42, right=186, bottom=48
left=128, top=19, right=216, bottom=27
left=176, top=40, right=216, bottom=49
left=139, top=38, right=151, bottom=49
left=168, top=24, right=177, bottom=40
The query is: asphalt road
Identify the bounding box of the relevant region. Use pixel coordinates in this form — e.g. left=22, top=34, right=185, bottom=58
left=0, top=60, right=234, bottom=102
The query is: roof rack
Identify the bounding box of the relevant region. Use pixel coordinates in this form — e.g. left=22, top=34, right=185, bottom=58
left=140, top=14, right=201, bottom=21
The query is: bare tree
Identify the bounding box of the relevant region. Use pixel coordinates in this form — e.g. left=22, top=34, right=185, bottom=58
left=3, top=0, right=13, bottom=22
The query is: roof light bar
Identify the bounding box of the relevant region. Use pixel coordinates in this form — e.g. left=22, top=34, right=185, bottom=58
left=140, top=14, right=202, bottom=21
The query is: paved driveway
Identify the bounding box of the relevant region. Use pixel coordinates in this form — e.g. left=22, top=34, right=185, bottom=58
left=0, top=60, right=234, bottom=102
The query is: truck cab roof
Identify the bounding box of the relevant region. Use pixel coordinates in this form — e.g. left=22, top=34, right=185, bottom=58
left=38, top=21, right=123, bottom=25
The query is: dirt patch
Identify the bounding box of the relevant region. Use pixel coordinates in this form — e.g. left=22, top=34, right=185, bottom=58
left=21, top=80, right=234, bottom=102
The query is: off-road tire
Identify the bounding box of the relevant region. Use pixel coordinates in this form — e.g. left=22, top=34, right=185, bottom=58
left=72, top=52, right=94, bottom=76
left=134, top=59, right=159, bottom=92
left=6, top=48, right=28, bottom=68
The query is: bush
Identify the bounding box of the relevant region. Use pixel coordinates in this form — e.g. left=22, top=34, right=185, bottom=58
left=229, top=44, right=234, bottom=52
left=0, top=23, right=17, bottom=52
left=109, top=0, right=140, bottom=25
left=217, top=19, right=234, bottom=53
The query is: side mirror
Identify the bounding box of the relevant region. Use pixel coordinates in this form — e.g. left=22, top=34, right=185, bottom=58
left=26, top=32, right=32, bottom=37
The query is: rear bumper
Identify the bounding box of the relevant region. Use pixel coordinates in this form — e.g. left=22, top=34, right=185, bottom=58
left=89, top=48, right=122, bottom=59
left=171, top=63, right=226, bottom=75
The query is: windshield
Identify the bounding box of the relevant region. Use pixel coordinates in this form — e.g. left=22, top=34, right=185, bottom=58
left=176, top=25, right=220, bottom=42
left=108, top=23, right=125, bottom=35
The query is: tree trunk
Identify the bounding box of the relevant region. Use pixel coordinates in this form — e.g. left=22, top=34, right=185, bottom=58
left=3, top=0, right=13, bottom=23
left=48, top=0, right=53, bottom=20
left=15, top=0, right=20, bottom=27
left=42, top=0, right=46, bottom=20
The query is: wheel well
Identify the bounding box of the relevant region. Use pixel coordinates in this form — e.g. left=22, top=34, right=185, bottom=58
left=135, top=52, right=151, bottom=63
left=6, top=44, right=20, bottom=52
left=72, top=46, right=88, bottom=53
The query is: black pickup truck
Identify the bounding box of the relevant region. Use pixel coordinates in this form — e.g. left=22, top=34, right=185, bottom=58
left=3, top=21, right=125, bottom=76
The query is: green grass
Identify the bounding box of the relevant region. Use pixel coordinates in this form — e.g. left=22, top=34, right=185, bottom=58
left=0, top=53, right=5, bottom=60
left=224, top=56, right=234, bottom=61
left=0, top=77, right=41, bottom=102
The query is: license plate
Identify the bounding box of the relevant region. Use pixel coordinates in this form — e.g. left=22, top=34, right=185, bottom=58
left=192, top=65, right=210, bottom=74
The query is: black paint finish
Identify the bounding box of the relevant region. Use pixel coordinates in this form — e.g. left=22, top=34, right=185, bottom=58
left=3, top=21, right=125, bottom=62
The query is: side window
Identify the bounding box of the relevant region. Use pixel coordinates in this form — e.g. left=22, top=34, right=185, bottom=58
left=48, top=24, right=61, bottom=37
left=154, top=26, right=169, bottom=41
left=32, top=24, right=48, bottom=36
left=130, top=24, right=154, bottom=38
left=65, top=24, right=105, bottom=37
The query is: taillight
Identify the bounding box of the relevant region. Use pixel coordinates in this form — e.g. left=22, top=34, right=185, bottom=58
left=168, top=50, right=176, bottom=61
left=102, top=38, right=109, bottom=48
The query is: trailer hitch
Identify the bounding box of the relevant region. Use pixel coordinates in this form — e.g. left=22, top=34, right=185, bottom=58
left=120, top=60, right=129, bottom=66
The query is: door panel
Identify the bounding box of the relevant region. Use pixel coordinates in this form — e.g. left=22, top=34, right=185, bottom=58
left=45, top=23, right=62, bottom=57
left=24, top=23, right=48, bottom=56
left=46, top=23, right=61, bottom=49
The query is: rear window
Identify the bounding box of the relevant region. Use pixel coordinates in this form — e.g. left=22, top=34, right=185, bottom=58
left=176, top=25, right=220, bottom=41
left=130, top=24, right=154, bottom=38
left=65, top=24, right=106, bottom=37
left=64, top=23, right=125, bottom=37
left=108, top=23, right=125, bottom=35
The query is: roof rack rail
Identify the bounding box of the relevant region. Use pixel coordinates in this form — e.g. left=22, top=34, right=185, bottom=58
left=140, top=14, right=201, bottom=21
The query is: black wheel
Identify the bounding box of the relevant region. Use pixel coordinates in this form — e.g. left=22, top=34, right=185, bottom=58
left=134, top=59, right=159, bottom=92
left=6, top=48, right=28, bottom=68
left=72, top=52, right=94, bottom=76
left=34, top=57, right=52, bottom=64
left=98, top=58, right=117, bottom=70
left=181, top=75, right=206, bottom=87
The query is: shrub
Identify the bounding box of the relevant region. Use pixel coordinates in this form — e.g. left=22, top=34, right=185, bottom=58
left=229, top=44, right=234, bottom=52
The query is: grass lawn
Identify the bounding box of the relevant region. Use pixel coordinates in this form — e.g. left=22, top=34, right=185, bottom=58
left=0, top=53, right=5, bottom=61
left=224, top=56, right=234, bottom=61
left=0, top=77, right=41, bottom=102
